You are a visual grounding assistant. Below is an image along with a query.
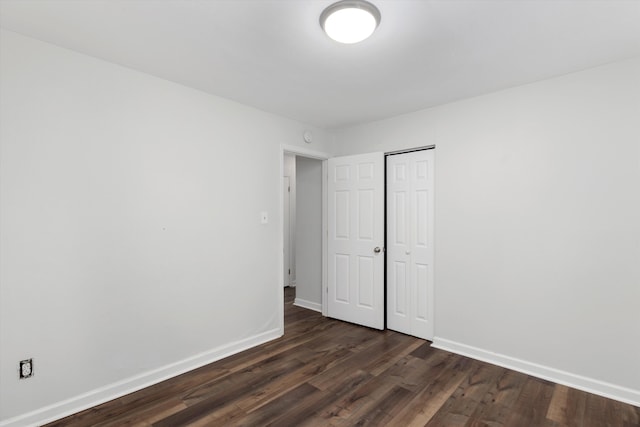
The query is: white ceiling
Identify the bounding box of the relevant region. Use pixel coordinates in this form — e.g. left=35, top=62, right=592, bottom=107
left=1, top=0, right=639, bottom=129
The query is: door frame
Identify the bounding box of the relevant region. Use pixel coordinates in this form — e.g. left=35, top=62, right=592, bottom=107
left=279, top=144, right=330, bottom=334
left=283, top=175, right=291, bottom=287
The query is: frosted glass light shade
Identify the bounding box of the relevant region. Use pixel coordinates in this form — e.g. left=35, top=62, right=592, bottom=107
left=320, top=0, right=381, bottom=44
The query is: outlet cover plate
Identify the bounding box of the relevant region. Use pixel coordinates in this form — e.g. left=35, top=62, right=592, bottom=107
left=19, top=359, right=33, bottom=379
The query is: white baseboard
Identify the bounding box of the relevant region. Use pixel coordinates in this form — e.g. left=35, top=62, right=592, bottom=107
left=431, top=337, right=640, bottom=407
left=0, top=328, right=282, bottom=427
left=294, top=298, right=322, bottom=313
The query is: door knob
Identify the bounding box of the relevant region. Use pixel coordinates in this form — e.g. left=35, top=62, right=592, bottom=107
left=405, top=250, right=411, bottom=255
left=374, top=247, right=381, bottom=253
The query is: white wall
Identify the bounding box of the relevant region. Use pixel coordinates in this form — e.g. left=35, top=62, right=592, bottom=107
left=333, top=58, right=640, bottom=405
left=0, top=30, right=332, bottom=425
left=294, top=157, right=323, bottom=311
left=2, top=27, right=638, bottom=426
left=283, top=153, right=296, bottom=285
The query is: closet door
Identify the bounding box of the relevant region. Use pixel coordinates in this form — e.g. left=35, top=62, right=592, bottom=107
left=387, top=150, right=434, bottom=340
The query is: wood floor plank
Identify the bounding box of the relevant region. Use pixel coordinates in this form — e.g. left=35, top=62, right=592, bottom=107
left=265, top=369, right=374, bottom=427
left=382, top=350, right=457, bottom=393
left=233, top=346, right=354, bottom=413
left=503, top=376, right=556, bottom=427
left=424, top=361, right=505, bottom=426
left=233, top=382, right=321, bottom=426
left=386, top=355, right=472, bottom=427
left=350, top=384, right=415, bottom=426
left=307, top=333, right=404, bottom=391
left=368, top=338, right=425, bottom=376
left=584, top=393, right=610, bottom=427
left=410, top=341, right=437, bottom=359
left=99, top=399, right=187, bottom=427
left=46, top=287, right=640, bottom=427
left=463, top=368, right=529, bottom=427
left=312, top=375, right=398, bottom=425
left=546, top=384, right=587, bottom=426
left=152, top=357, right=305, bottom=426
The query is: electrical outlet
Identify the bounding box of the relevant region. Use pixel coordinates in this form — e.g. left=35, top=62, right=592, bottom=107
left=19, top=359, right=33, bottom=379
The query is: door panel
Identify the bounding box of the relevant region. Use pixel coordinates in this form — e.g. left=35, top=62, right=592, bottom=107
left=415, top=263, right=429, bottom=320
left=328, top=152, right=384, bottom=329
left=335, top=254, right=350, bottom=302
left=392, top=261, right=408, bottom=317
left=335, top=191, right=350, bottom=238
left=386, top=150, right=435, bottom=340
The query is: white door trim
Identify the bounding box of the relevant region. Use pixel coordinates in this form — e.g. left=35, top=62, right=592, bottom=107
left=279, top=145, right=330, bottom=334
left=283, top=175, right=291, bottom=287
left=281, top=144, right=331, bottom=160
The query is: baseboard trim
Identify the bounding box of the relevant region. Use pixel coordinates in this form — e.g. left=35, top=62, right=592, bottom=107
left=294, top=298, right=322, bottom=313
left=0, top=328, right=282, bottom=427
left=431, top=337, right=640, bottom=407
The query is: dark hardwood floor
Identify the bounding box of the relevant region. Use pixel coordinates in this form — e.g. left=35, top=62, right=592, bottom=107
left=47, top=287, right=639, bottom=426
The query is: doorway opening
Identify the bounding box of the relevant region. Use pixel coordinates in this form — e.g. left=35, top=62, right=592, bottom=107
left=279, top=145, right=329, bottom=334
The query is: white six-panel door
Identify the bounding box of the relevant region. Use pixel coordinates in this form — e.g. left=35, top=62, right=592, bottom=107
left=386, top=150, right=435, bottom=340
left=328, top=152, right=385, bottom=329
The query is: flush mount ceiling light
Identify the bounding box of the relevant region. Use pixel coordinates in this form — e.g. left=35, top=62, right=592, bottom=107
left=320, top=0, right=381, bottom=44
